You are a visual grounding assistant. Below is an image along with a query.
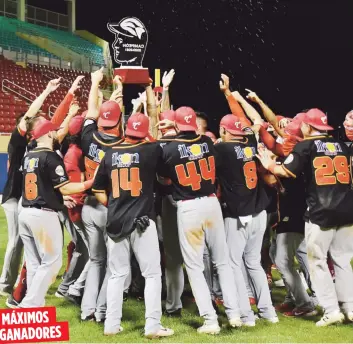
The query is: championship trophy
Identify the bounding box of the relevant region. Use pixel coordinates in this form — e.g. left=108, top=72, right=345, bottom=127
left=107, top=17, right=149, bottom=84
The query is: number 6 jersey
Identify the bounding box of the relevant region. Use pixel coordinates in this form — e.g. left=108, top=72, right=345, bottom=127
left=283, top=135, right=353, bottom=227
left=158, top=133, right=216, bottom=201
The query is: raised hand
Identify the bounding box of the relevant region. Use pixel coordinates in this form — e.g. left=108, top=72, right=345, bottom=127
left=219, top=74, right=230, bottom=93
left=91, top=67, right=104, bottom=83
left=256, top=148, right=275, bottom=170
left=68, top=101, right=80, bottom=116
left=69, top=75, right=85, bottom=94
left=156, top=118, right=175, bottom=130
left=45, top=78, right=61, bottom=93
left=162, top=69, right=175, bottom=89
left=245, top=88, right=261, bottom=103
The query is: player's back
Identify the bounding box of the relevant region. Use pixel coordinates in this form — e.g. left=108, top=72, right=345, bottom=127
left=81, top=119, right=122, bottom=180
left=159, top=133, right=216, bottom=201
left=22, top=148, right=69, bottom=211
left=94, top=141, right=161, bottom=240
left=289, top=135, right=353, bottom=227
left=215, top=134, right=268, bottom=217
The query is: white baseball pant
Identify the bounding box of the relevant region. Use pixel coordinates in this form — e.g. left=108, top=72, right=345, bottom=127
left=0, top=198, right=23, bottom=294
left=305, top=221, right=353, bottom=315
left=177, top=195, right=240, bottom=325
left=18, top=207, right=63, bottom=307
left=225, top=210, right=277, bottom=321
left=104, top=220, right=163, bottom=335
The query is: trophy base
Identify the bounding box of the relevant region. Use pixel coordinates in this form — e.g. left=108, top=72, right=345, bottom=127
left=113, top=67, right=150, bottom=84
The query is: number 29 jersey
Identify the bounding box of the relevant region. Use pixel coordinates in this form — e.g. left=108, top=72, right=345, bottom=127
left=283, top=135, right=353, bottom=227
left=159, top=133, right=216, bottom=201
left=92, top=141, right=162, bottom=240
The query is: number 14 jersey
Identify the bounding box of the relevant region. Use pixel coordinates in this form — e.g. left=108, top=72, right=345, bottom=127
left=159, top=133, right=216, bottom=201
left=283, top=135, right=353, bottom=228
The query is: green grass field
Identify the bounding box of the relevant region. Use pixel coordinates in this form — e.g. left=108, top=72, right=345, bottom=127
left=0, top=207, right=352, bottom=343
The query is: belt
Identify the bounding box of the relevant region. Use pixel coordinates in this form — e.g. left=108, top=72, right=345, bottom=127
left=24, top=205, right=57, bottom=213
left=181, top=194, right=216, bottom=202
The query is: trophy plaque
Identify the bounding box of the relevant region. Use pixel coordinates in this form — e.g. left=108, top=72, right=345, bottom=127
left=107, top=17, right=149, bottom=84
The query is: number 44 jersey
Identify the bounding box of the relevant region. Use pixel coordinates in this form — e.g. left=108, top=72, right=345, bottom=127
left=283, top=135, right=353, bottom=228
left=158, top=133, right=216, bottom=201
left=92, top=141, right=163, bottom=240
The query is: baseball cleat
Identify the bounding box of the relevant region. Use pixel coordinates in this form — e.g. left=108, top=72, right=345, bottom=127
left=256, top=314, right=279, bottom=323
left=345, top=311, right=353, bottom=322
left=283, top=307, right=318, bottom=317
left=229, top=317, right=242, bottom=328
left=276, top=302, right=295, bottom=313
left=242, top=320, right=256, bottom=327
left=164, top=308, right=182, bottom=317
left=96, top=317, right=106, bottom=323
left=81, top=313, right=95, bottom=322
left=316, top=312, right=344, bottom=327
left=104, top=327, right=123, bottom=336
left=197, top=323, right=221, bottom=335
left=64, top=293, right=81, bottom=306
left=55, top=291, right=66, bottom=298
left=145, top=327, right=174, bottom=339
left=6, top=295, right=19, bottom=309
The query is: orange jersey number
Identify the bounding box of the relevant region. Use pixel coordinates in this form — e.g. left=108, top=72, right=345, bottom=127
left=243, top=161, right=258, bottom=189
left=25, top=173, right=38, bottom=200
left=175, top=156, right=216, bottom=191
left=111, top=167, right=142, bottom=198
left=313, top=156, right=350, bottom=185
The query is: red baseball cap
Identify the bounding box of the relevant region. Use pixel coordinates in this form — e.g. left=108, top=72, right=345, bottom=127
left=276, top=115, right=285, bottom=122
left=159, top=109, right=176, bottom=121
left=292, top=112, right=307, bottom=124
left=220, top=114, right=246, bottom=136
left=125, top=113, right=150, bottom=139
left=284, top=120, right=303, bottom=139
left=69, top=115, right=85, bottom=136
left=303, top=108, right=333, bottom=131
left=175, top=106, right=198, bottom=131
left=32, top=119, right=59, bottom=140
left=205, top=131, right=217, bottom=142
left=98, top=101, right=122, bottom=127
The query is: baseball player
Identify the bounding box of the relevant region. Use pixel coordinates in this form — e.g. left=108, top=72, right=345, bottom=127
left=257, top=108, right=353, bottom=326
left=157, top=110, right=184, bottom=317
left=158, top=106, right=241, bottom=334
left=18, top=119, right=93, bottom=308
left=80, top=68, right=124, bottom=321
left=215, top=114, right=278, bottom=325
left=92, top=113, right=174, bottom=338
left=55, top=114, right=90, bottom=303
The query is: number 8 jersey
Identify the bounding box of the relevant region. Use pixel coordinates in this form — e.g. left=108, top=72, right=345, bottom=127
left=283, top=135, right=353, bottom=227
left=159, top=133, right=216, bottom=201
left=214, top=132, right=269, bottom=218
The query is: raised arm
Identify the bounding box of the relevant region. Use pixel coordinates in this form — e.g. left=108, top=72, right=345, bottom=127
left=86, top=67, right=104, bottom=120
left=18, top=78, right=61, bottom=133
left=256, top=148, right=291, bottom=178
left=57, top=102, right=80, bottom=143
left=110, top=75, right=123, bottom=110
left=51, top=75, right=84, bottom=126
left=246, top=89, right=286, bottom=138
left=146, top=80, right=158, bottom=139
left=161, top=69, right=175, bottom=112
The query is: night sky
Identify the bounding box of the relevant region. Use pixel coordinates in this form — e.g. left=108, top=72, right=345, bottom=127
left=27, top=0, right=353, bottom=135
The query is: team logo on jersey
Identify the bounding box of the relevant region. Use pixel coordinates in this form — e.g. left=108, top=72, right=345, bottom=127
left=24, top=157, right=39, bottom=172
left=112, top=152, right=140, bottom=167
left=314, top=140, right=342, bottom=156
left=88, top=143, right=106, bottom=163
left=234, top=146, right=256, bottom=161
left=55, top=165, right=65, bottom=176
left=178, top=143, right=209, bottom=160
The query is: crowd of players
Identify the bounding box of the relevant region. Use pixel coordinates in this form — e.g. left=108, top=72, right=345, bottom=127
left=0, top=67, right=353, bottom=338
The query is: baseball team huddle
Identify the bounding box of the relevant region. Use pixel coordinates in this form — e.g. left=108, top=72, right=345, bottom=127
left=0, top=67, right=353, bottom=338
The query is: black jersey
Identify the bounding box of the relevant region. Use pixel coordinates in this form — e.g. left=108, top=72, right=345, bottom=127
left=21, top=148, right=70, bottom=211
left=92, top=141, right=162, bottom=240
left=2, top=127, right=27, bottom=204
left=81, top=119, right=122, bottom=180
left=214, top=133, right=269, bottom=217
left=158, top=133, right=216, bottom=201
left=283, top=135, right=353, bottom=228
